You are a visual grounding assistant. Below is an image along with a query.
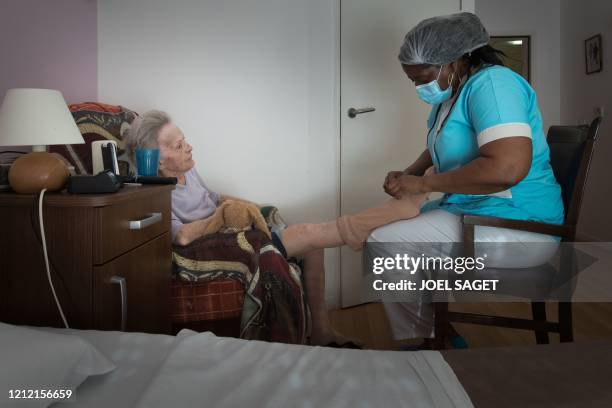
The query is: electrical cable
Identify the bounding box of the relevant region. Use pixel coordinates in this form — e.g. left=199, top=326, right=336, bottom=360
left=29, top=198, right=78, bottom=318
left=38, top=189, right=69, bottom=328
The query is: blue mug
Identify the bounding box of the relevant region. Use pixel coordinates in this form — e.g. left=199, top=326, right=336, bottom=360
left=135, top=149, right=160, bottom=176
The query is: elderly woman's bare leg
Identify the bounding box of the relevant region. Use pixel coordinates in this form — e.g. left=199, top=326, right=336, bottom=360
left=279, top=195, right=427, bottom=346
left=297, top=248, right=351, bottom=345
left=281, top=222, right=341, bottom=256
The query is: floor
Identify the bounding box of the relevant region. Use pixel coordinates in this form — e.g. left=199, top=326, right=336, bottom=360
left=329, top=301, right=612, bottom=350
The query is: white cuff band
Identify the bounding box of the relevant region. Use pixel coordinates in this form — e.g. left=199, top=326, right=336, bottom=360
left=477, top=123, right=532, bottom=147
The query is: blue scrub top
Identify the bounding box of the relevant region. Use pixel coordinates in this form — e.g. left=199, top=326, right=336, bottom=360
left=422, top=65, right=564, bottom=225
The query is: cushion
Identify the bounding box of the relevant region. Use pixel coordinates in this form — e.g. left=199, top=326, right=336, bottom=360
left=49, top=102, right=138, bottom=175
left=0, top=322, right=116, bottom=408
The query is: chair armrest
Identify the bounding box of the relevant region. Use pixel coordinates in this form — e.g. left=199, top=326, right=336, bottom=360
left=461, top=214, right=573, bottom=240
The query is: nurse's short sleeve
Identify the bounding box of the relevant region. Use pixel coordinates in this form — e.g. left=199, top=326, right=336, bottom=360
left=468, top=68, right=533, bottom=147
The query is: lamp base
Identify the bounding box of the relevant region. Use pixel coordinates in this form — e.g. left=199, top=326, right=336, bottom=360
left=8, top=152, right=69, bottom=194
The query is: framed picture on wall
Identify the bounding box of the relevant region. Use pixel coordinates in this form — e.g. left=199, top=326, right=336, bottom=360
left=490, top=36, right=531, bottom=83
left=585, top=34, right=603, bottom=74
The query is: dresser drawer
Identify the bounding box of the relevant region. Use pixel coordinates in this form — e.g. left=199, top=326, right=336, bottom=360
left=94, top=189, right=171, bottom=264
left=94, top=232, right=171, bottom=334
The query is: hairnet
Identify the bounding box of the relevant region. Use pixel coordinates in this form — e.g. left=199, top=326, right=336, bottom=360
left=398, top=12, right=489, bottom=66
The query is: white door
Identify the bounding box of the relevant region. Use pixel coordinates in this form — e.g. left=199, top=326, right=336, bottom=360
left=340, top=0, right=463, bottom=307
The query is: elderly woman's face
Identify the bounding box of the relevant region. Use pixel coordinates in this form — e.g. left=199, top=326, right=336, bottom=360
left=157, top=123, right=194, bottom=174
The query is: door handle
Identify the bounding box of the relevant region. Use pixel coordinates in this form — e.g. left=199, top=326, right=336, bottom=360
left=348, top=107, right=375, bottom=118
left=110, top=276, right=127, bottom=331
left=129, top=212, right=162, bottom=230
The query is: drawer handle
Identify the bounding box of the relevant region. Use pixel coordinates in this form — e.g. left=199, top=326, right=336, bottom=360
left=110, top=276, right=127, bottom=331
left=129, top=212, right=162, bottom=230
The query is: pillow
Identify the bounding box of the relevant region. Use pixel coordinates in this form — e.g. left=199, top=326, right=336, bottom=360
left=0, top=322, right=116, bottom=408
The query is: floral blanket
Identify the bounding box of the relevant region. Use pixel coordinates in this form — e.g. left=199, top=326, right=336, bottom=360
left=172, top=225, right=310, bottom=344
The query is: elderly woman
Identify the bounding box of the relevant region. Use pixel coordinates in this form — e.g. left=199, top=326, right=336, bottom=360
left=372, top=12, right=563, bottom=348
left=124, top=110, right=430, bottom=347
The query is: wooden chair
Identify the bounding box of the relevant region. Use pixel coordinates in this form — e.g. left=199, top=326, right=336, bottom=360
left=433, top=116, right=602, bottom=349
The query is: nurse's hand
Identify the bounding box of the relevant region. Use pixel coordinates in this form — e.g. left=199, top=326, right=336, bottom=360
left=386, top=174, right=426, bottom=198
left=384, top=170, right=404, bottom=196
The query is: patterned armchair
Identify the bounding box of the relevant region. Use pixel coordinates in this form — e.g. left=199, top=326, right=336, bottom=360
left=57, top=103, right=309, bottom=343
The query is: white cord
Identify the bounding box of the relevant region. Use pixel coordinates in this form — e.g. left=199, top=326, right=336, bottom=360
left=38, top=189, right=69, bottom=328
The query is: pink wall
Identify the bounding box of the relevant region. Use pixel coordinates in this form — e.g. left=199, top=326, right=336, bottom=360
left=0, top=0, right=97, bottom=104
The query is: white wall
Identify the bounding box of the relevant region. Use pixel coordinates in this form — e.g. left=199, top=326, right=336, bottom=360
left=560, top=0, right=612, bottom=241
left=477, top=0, right=611, bottom=241
left=475, top=0, right=561, bottom=132
left=98, top=0, right=342, bottom=306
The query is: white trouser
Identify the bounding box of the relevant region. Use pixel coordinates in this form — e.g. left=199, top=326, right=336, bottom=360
left=367, top=209, right=559, bottom=340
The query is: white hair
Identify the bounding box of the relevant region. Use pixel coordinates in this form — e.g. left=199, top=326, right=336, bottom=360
left=123, top=110, right=171, bottom=171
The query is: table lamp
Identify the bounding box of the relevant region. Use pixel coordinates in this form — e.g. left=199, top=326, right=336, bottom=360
left=0, top=88, right=84, bottom=193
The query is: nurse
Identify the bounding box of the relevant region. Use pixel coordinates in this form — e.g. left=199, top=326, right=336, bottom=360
left=373, top=12, right=564, bottom=347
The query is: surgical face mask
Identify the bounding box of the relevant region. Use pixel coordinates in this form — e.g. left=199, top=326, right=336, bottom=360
left=415, top=65, right=454, bottom=105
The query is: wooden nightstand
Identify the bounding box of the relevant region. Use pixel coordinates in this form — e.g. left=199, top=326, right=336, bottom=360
left=0, top=184, right=174, bottom=334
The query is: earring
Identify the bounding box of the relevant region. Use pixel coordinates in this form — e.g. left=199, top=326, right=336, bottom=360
left=448, top=72, right=455, bottom=87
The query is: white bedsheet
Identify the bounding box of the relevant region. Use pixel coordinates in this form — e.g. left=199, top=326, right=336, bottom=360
left=134, top=332, right=473, bottom=408
left=33, top=328, right=471, bottom=408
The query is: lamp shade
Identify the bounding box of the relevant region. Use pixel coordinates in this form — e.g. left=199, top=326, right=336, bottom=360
left=0, top=89, right=84, bottom=148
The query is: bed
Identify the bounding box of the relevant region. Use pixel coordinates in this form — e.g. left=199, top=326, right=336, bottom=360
left=4, top=323, right=611, bottom=408
left=1, top=323, right=472, bottom=408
